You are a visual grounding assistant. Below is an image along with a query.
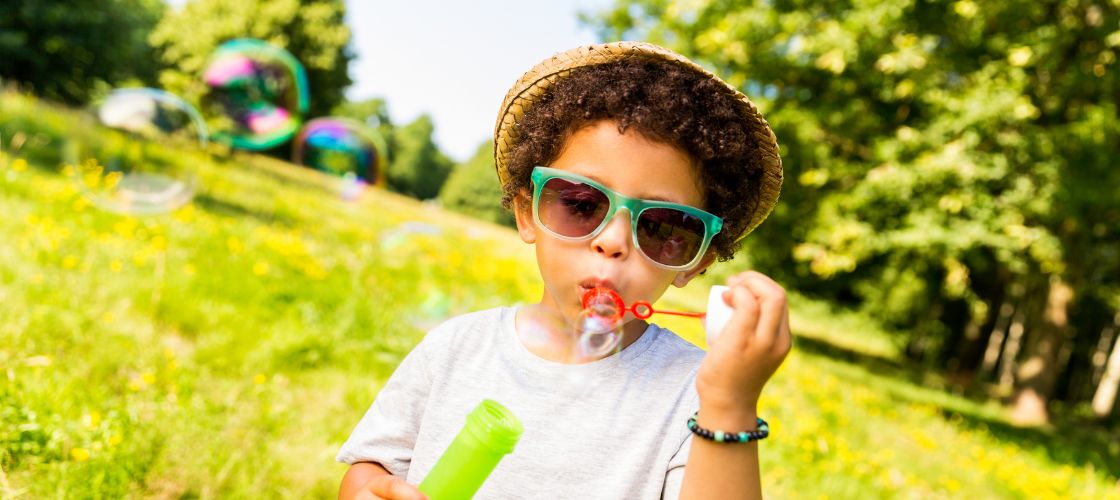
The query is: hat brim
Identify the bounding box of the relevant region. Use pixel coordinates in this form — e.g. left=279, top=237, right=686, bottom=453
left=493, top=41, right=783, bottom=241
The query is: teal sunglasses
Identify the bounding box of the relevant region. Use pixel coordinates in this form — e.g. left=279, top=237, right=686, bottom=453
left=530, top=166, right=723, bottom=270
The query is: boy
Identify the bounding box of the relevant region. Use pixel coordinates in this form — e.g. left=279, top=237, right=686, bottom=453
left=338, top=41, right=790, bottom=500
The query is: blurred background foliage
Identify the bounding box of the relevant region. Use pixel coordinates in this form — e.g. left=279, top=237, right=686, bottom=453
left=438, top=142, right=515, bottom=227
left=149, top=0, right=353, bottom=119
left=0, top=0, right=166, bottom=104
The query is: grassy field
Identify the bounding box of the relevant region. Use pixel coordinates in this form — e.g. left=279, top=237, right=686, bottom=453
left=1, top=92, right=1118, bottom=499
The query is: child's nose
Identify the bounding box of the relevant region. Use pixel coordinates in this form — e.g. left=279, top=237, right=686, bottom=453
left=591, top=209, right=631, bottom=261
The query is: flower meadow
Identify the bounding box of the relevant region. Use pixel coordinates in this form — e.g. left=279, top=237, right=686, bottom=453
left=1, top=92, right=1117, bottom=498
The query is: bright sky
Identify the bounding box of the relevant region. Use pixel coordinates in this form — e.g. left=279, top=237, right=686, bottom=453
left=345, top=0, right=617, bottom=162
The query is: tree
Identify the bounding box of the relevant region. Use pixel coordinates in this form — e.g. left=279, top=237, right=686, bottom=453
left=439, top=142, right=515, bottom=228
left=588, top=0, right=1120, bottom=423
left=0, top=0, right=165, bottom=104
left=148, top=0, right=353, bottom=118
left=387, top=115, right=453, bottom=200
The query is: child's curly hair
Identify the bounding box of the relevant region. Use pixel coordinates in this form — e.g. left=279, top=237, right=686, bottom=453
left=501, top=58, right=767, bottom=262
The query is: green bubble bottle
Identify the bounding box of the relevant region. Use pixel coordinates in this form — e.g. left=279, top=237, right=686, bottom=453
left=418, top=399, right=523, bottom=499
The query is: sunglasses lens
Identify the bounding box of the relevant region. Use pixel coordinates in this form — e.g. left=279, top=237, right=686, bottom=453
left=636, top=208, right=706, bottom=267
left=538, top=177, right=610, bottom=238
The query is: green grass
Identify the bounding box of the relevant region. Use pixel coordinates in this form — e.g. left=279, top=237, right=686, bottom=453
left=1, top=91, right=1118, bottom=499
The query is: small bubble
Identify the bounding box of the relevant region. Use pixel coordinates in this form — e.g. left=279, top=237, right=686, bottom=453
left=293, top=118, right=385, bottom=191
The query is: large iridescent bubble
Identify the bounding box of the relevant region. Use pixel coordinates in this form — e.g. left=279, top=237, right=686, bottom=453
left=64, top=88, right=207, bottom=215
left=292, top=117, right=386, bottom=184
left=201, top=39, right=309, bottom=150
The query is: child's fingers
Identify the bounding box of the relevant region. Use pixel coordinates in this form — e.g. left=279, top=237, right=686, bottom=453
left=775, top=306, right=792, bottom=354
left=365, top=476, right=426, bottom=500
left=740, top=272, right=788, bottom=350
left=721, top=284, right=761, bottom=350
left=725, top=273, right=747, bottom=288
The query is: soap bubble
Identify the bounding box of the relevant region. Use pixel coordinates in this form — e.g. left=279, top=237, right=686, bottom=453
left=293, top=117, right=385, bottom=185
left=201, top=39, right=309, bottom=150
left=338, top=172, right=364, bottom=201
left=379, top=221, right=444, bottom=256
left=575, top=300, right=624, bottom=359
left=65, top=88, right=207, bottom=215
left=407, top=287, right=453, bottom=332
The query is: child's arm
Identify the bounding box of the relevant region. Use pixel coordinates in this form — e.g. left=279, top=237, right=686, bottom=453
left=679, top=271, right=792, bottom=500
left=339, top=462, right=426, bottom=500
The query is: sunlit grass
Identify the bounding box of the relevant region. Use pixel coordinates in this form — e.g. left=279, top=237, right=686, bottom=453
left=1, top=92, right=1117, bottom=498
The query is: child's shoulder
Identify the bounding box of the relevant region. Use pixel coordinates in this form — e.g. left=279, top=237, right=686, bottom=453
left=419, top=306, right=511, bottom=348
left=430, top=306, right=508, bottom=331
left=644, top=323, right=707, bottom=368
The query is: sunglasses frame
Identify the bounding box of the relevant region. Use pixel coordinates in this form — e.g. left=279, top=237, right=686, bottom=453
left=530, top=166, right=723, bottom=271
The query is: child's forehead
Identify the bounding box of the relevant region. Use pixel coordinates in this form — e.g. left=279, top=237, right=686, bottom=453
left=550, top=122, right=705, bottom=206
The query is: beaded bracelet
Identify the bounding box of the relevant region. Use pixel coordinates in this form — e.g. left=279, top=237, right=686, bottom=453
left=686, top=412, right=770, bottom=443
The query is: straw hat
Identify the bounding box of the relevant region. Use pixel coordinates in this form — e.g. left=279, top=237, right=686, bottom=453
left=493, top=41, right=783, bottom=241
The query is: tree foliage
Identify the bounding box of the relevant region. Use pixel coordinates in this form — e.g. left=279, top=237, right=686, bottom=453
left=589, top=0, right=1120, bottom=421
left=149, top=0, right=353, bottom=118
left=439, top=142, right=515, bottom=228
left=0, top=0, right=165, bottom=104
left=386, top=115, right=453, bottom=200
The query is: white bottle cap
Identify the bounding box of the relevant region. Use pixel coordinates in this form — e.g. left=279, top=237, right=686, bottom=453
left=704, top=285, right=732, bottom=347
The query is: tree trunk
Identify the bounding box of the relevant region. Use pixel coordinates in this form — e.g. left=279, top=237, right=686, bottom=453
left=997, top=306, right=1027, bottom=395
left=1010, top=277, right=1074, bottom=426
left=1092, top=312, right=1120, bottom=419
left=1092, top=315, right=1117, bottom=387
left=979, top=300, right=1015, bottom=381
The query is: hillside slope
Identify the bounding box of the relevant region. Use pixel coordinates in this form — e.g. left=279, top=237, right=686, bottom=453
left=1, top=92, right=1116, bottom=498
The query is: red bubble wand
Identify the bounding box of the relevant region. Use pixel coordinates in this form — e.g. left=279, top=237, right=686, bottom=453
left=581, top=287, right=706, bottom=321
left=580, top=286, right=734, bottom=346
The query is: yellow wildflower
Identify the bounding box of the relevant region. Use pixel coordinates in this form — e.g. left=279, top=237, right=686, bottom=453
left=228, top=236, right=244, bottom=254
left=173, top=203, right=195, bottom=222
left=71, top=447, right=91, bottom=462
left=72, top=196, right=90, bottom=212
left=83, top=411, right=101, bottom=429
left=945, top=478, right=962, bottom=492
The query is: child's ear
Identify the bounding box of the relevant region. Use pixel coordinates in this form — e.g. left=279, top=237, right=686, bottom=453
left=672, top=252, right=717, bottom=287
left=512, top=189, right=536, bottom=244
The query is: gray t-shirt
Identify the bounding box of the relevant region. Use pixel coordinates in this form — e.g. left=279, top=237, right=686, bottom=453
left=337, top=306, right=704, bottom=499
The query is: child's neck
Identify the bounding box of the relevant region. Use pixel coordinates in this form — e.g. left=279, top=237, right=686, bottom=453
left=515, top=303, right=648, bottom=364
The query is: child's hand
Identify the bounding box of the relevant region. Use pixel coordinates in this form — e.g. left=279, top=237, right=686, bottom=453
left=696, top=271, right=792, bottom=419
left=352, top=475, right=427, bottom=500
